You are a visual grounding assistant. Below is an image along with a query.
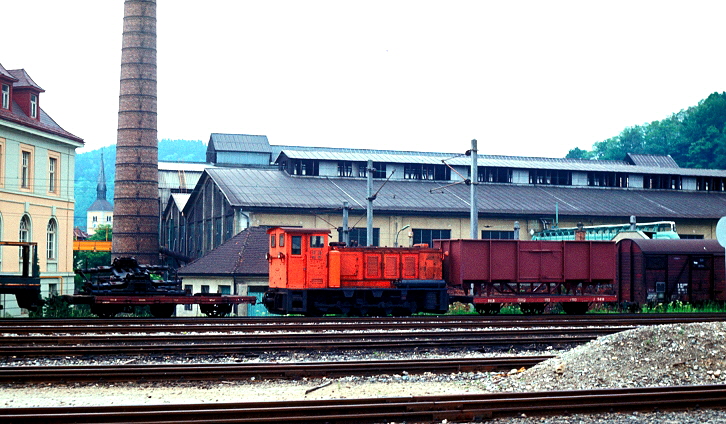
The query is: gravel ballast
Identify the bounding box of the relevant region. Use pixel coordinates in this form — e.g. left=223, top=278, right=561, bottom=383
left=2, top=321, right=725, bottom=423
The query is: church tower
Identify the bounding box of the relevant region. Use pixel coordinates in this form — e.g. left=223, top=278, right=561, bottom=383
left=86, top=151, right=113, bottom=236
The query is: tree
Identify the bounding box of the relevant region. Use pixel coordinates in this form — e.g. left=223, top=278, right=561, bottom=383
left=565, top=147, right=594, bottom=159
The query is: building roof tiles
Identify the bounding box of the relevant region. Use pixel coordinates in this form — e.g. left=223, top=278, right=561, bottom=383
left=178, top=226, right=270, bottom=275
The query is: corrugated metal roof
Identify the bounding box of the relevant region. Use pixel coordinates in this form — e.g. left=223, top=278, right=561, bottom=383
left=276, top=148, right=726, bottom=177
left=200, top=168, right=726, bottom=219
left=209, top=134, right=271, bottom=153
left=627, top=153, right=680, bottom=168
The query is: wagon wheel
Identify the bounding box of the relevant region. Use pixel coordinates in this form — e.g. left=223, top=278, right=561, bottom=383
left=200, top=303, right=233, bottom=317
left=150, top=304, right=176, bottom=318
left=520, top=302, right=546, bottom=315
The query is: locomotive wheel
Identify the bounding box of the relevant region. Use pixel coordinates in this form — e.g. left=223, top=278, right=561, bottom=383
left=199, top=303, right=233, bottom=317
left=562, top=302, right=589, bottom=315
left=150, top=304, right=176, bottom=318
left=475, top=304, right=501, bottom=315
left=520, top=302, right=546, bottom=315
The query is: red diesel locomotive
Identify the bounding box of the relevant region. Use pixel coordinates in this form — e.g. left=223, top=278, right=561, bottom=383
left=263, top=227, right=726, bottom=316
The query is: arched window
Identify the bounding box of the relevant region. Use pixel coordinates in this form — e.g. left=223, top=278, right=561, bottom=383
left=47, top=219, right=57, bottom=260
left=19, top=215, right=30, bottom=242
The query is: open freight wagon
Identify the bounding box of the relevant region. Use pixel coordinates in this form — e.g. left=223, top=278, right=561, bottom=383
left=435, top=239, right=617, bottom=314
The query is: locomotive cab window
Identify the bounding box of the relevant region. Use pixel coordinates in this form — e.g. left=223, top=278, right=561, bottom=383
left=310, top=235, right=325, bottom=248
left=270, top=235, right=276, bottom=248
left=291, top=236, right=302, bottom=255
left=279, top=234, right=285, bottom=247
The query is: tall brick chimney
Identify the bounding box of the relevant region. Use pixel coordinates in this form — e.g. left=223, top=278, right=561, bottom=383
left=112, top=0, right=159, bottom=264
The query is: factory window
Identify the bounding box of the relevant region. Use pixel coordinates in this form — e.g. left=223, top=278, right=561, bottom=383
left=291, top=236, right=302, bottom=255
left=219, top=285, right=231, bottom=295
left=49, top=284, right=58, bottom=295
left=530, top=169, right=572, bottom=185
left=679, top=234, right=704, bottom=239
left=696, top=176, right=725, bottom=192
left=201, top=285, right=210, bottom=294
left=338, top=227, right=379, bottom=247
left=338, top=161, right=353, bottom=177
left=412, top=229, right=450, bottom=247
left=46, top=219, right=57, bottom=260
left=1, top=84, right=8, bottom=109
left=478, top=167, right=512, bottom=183
left=481, top=230, right=515, bottom=239
left=643, top=174, right=681, bottom=190
left=404, top=164, right=450, bottom=181
left=588, top=172, right=629, bottom=188
left=372, top=162, right=386, bottom=179
left=30, top=94, right=37, bottom=118
left=292, top=159, right=319, bottom=176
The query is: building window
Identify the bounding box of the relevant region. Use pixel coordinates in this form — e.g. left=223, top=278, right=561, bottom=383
left=338, top=227, right=379, bottom=247
left=412, top=229, right=450, bottom=247
left=679, top=234, right=705, bottom=239
left=481, top=230, right=515, bottom=239
left=106, top=216, right=112, bottom=222
left=49, top=284, right=58, bottom=296
left=46, top=219, right=57, bottom=260
left=19, top=215, right=30, bottom=259
left=48, top=155, right=58, bottom=194
left=372, top=162, right=386, bottom=179
left=184, top=285, right=193, bottom=310
left=92, top=216, right=98, bottom=222
left=21, top=150, right=32, bottom=189
left=478, top=167, right=512, bottom=183
left=1, top=84, right=8, bottom=109
left=30, top=94, right=37, bottom=118
left=201, top=285, right=210, bottom=294
left=292, top=159, right=319, bottom=176
left=643, top=174, right=681, bottom=190
left=219, top=285, right=231, bottom=295
left=404, top=164, right=450, bottom=181
left=338, top=161, right=353, bottom=177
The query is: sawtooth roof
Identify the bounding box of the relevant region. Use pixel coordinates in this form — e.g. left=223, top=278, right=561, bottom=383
left=177, top=226, right=270, bottom=276
left=199, top=168, right=726, bottom=220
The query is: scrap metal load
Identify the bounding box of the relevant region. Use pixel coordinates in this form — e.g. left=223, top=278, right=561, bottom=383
left=69, top=257, right=256, bottom=318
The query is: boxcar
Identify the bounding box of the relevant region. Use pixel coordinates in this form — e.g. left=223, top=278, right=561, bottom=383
left=617, top=239, right=726, bottom=306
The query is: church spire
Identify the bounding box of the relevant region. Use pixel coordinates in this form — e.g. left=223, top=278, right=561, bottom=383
left=96, top=150, right=107, bottom=201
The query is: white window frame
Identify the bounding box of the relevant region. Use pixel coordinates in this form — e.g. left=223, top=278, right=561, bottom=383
left=30, top=94, right=37, bottom=118
left=1, top=84, right=9, bottom=109
left=47, top=219, right=57, bottom=261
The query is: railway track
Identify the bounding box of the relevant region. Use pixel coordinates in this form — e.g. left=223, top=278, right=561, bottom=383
left=2, top=384, right=725, bottom=423
left=0, top=355, right=551, bottom=383
left=0, top=328, right=618, bottom=357
left=1, top=313, right=724, bottom=334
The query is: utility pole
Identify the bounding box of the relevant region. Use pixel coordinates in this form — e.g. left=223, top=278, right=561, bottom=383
left=470, top=139, right=478, bottom=239
left=342, top=201, right=350, bottom=246
left=366, top=160, right=374, bottom=246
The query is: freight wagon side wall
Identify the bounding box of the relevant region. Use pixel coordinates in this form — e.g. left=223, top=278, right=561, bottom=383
left=437, top=239, right=616, bottom=286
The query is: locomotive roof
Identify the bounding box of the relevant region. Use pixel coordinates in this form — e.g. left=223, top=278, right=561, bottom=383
left=625, top=238, right=725, bottom=255
left=267, top=227, right=332, bottom=234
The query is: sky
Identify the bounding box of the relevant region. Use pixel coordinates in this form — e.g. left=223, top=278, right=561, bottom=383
left=3, top=1, right=725, bottom=157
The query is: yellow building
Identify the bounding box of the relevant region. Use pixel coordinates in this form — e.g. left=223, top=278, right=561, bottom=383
left=0, top=63, right=83, bottom=316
